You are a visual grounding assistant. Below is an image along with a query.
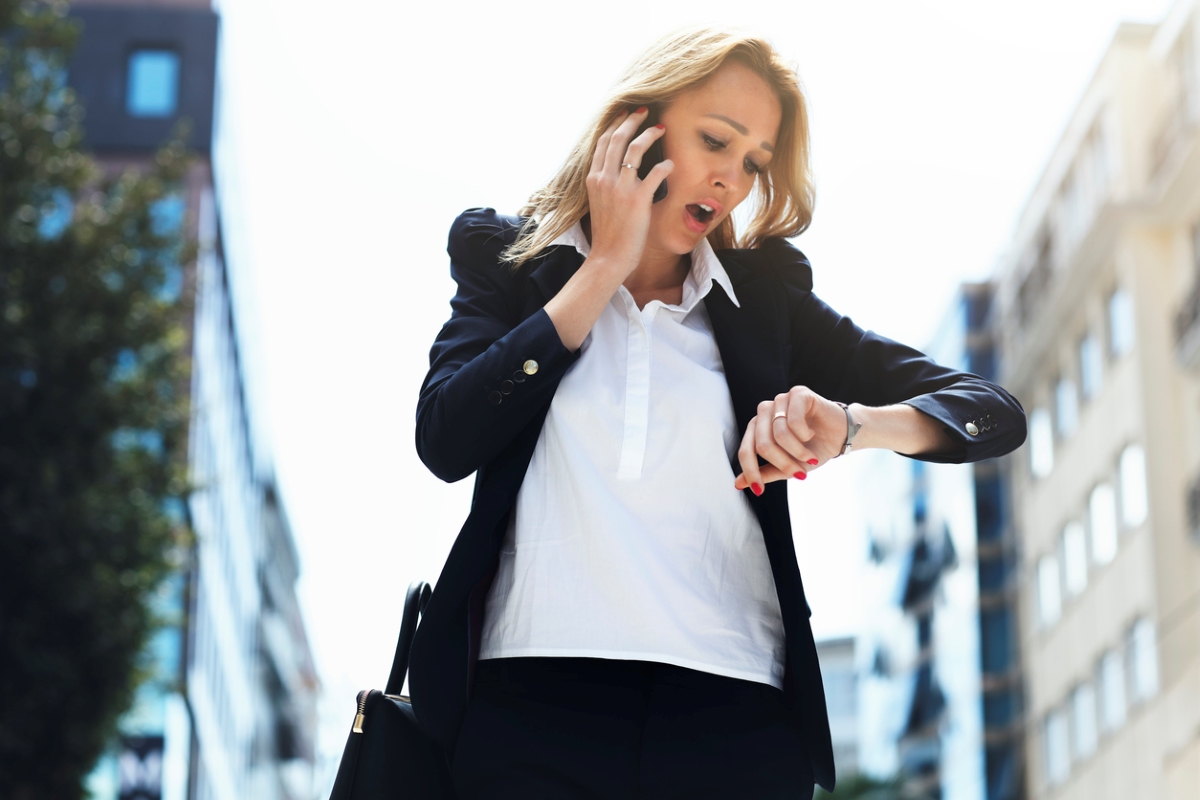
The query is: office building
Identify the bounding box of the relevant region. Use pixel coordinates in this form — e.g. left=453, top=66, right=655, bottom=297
left=991, top=2, right=1200, bottom=797
left=817, top=636, right=862, bottom=779
left=857, top=285, right=1023, bottom=800
left=67, top=2, right=320, bottom=798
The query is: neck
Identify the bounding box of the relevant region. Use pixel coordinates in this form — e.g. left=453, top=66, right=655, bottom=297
left=625, top=239, right=689, bottom=294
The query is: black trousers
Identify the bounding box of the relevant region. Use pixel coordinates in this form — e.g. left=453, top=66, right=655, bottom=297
left=450, top=657, right=815, bottom=800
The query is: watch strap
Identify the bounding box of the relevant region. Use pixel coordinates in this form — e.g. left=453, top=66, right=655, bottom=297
left=835, top=402, right=862, bottom=456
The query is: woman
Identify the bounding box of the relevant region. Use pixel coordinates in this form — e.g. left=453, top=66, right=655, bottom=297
left=411, top=27, right=1025, bottom=800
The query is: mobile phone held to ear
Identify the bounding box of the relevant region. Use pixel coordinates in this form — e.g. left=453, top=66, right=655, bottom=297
left=636, top=109, right=668, bottom=204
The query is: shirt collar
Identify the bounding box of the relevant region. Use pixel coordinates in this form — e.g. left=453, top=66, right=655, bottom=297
left=548, top=221, right=740, bottom=309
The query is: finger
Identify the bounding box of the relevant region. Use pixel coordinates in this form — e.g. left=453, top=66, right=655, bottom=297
left=591, top=113, right=627, bottom=176
left=734, top=465, right=791, bottom=491
left=772, top=395, right=816, bottom=465
left=768, top=395, right=825, bottom=465
left=786, top=386, right=817, bottom=442
left=755, top=403, right=805, bottom=478
left=620, top=123, right=665, bottom=174
left=637, top=157, right=673, bottom=198
left=603, top=107, right=649, bottom=175
left=736, top=418, right=764, bottom=496
left=590, top=119, right=621, bottom=176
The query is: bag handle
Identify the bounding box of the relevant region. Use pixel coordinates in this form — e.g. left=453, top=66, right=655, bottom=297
left=385, top=580, right=431, bottom=696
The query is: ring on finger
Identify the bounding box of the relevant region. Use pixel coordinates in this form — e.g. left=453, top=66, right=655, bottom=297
left=621, top=163, right=637, bottom=170
left=772, top=411, right=788, bottom=421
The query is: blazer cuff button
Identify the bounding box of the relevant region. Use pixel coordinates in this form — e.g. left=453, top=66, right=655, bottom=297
left=523, top=360, right=539, bottom=375
left=965, top=421, right=979, bottom=436
left=488, top=390, right=503, bottom=406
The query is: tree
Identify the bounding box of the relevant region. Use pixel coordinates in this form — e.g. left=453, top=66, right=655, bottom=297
left=816, top=773, right=924, bottom=800
left=0, top=1, right=193, bottom=796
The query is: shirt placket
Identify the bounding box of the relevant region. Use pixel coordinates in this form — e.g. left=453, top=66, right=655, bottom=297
left=617, top=290, right=654, bottom=480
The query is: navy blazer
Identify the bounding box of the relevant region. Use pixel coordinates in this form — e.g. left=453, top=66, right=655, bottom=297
left=411, top=207, right=1027, bottom=792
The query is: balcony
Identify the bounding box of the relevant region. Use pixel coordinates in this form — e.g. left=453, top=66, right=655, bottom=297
left=1151, top=88, right=1200, bottom=180
left=1176, top=278, right=1200, bottom=369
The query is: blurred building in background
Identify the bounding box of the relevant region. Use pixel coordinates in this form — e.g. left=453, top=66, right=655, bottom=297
left=857, top=284, right=1023, bottom=800
left=816, top=636, right=861, bottom=778
left=67, top=1, right=320, bottom=798
left=992, top=1, right=1200, bottom=797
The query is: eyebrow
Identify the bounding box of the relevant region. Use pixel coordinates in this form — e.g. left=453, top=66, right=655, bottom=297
left=703, top=114, right=774, bottom=153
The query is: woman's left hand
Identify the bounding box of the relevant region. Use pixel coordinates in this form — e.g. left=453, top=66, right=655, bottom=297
left=733, top=386, right=846, bottom=495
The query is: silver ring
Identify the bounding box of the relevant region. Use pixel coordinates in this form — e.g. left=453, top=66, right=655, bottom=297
left=621, top=163, right=637, bottom=170
left=773, top=411, right=788, bottom=421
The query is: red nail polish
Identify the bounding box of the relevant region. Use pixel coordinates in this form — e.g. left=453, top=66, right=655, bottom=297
left=807, top=459, right=819, bottom=466
left=795, top=472, right=808, bottom=480
left=751, top=483, right=763, bottom=496
left=636, top=106, right=648, bottom=114
left=655, top=123, right=665, bottom=129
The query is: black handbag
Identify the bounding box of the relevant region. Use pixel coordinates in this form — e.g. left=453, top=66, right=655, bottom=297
left=328, top=581, right=456, bottom=799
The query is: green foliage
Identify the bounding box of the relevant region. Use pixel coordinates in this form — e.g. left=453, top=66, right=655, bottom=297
left=0, top=1, right=194, bottom=796
left=816, top=773, right=924, bottom=800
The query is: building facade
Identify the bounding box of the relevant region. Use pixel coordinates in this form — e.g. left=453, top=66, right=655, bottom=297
left=991, top=2, right=1200, bottom=797
left=68, top=2, right=319, bottom=798
left=857, top=285, right=1023, bottom=800
left=816, top=636, right=861, bottom=779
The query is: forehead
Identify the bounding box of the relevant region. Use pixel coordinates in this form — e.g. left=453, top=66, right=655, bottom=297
left=671, top=61, right=782, bottom=144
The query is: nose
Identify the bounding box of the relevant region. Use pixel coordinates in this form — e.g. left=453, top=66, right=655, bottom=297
left=710, top=157, right=742, bottom=193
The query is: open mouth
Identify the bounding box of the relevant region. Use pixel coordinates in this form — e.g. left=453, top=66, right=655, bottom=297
left=686, top=203, right=716, bottom=226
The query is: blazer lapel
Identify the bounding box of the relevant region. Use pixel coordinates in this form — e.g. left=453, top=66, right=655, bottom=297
left=705, top=252, right=792, bottom=431
left=526, top=237, right=798, bottom=418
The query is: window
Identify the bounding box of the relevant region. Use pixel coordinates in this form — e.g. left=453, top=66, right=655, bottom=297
left=917, top=614, right=933, bottom=650
left=1071, top=681, right=1098, bottom=760
left=1030, top=407, right=1054, bottom=478
left=975, top=475, right=1004, bottom=542
left=1055, top=377, right=1079, bottom=438
left=980, top=607, right=1013, bottom=674
left=1079, top=333, right=1104, bottom=399
left=1100, top=649, right=1127, bottom=732
left=127, top=49, right=180, bottom=118
left=1119, top=444, right=1148, bottom=528
left=1089, top=483, right=1118, bottom=565
left=823, top=669, right=857, bottom=720
left=1108, top=288, right=1135, bottom=357
left=1128, top=617, right=1159, bottom=702
left=1062, top=521, right=1088, bottom=596
left=1044, top=708, right=1070, bottom=786
left=1037, top=554, right=1062, bottom=628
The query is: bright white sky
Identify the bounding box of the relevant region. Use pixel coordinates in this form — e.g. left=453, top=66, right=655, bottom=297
left=209, top=0, right=1172, bottom=787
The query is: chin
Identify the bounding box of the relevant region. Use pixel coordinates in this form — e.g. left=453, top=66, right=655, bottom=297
left=650, top=212, right=709, bottom=255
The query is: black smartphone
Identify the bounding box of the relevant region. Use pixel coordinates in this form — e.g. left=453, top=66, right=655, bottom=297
left=636, top=108, right=668, bottom=204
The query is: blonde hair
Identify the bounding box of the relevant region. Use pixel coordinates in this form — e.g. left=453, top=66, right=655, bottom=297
left=504, top=26, right=815, bottom=268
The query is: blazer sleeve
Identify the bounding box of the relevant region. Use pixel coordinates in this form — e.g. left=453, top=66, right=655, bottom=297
left=415, top=209, right=580, bottom=483
left=784, top=278, right=1027, bottom=464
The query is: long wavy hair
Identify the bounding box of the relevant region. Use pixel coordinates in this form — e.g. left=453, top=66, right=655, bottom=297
left=503, top=27, right=815, bottom=268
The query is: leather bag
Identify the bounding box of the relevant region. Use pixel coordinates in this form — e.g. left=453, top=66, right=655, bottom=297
left=328, top=581, right=456, bottom=799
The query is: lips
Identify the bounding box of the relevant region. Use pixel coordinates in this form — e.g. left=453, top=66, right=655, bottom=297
left=684, top=198, right=724, bottom=233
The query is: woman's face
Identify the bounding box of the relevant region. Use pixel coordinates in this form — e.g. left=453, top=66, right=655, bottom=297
left=649, top=60, right=782, bottom=255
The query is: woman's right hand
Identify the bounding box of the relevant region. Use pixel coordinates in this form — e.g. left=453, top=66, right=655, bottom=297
left=583, top=107, right=673, bottom=277
left=544, top=109, right=673, bottom=351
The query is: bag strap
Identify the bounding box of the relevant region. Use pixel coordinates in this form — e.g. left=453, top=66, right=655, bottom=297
left=385, top=580, right=431, bottom=696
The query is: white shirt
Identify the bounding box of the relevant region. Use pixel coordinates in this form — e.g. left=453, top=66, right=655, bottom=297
left=478, top=223, right=786, bottom=688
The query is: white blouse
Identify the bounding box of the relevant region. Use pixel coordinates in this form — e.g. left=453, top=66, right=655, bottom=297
left=479, top=223, right=786, bottom=689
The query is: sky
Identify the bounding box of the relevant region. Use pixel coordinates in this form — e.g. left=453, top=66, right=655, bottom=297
left=208, top=0, right=1174, bottom=787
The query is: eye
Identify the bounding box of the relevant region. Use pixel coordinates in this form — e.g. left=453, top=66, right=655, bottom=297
left=702, top=133, right=725, bottom=151
left=743, top=157, right=763, bottom=176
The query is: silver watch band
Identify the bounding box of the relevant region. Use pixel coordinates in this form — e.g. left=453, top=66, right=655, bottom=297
left=835, top=402, right=863, bottom=456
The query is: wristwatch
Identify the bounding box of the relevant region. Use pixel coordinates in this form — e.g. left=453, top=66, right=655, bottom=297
left=835, top=402, right=862, bottom=457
